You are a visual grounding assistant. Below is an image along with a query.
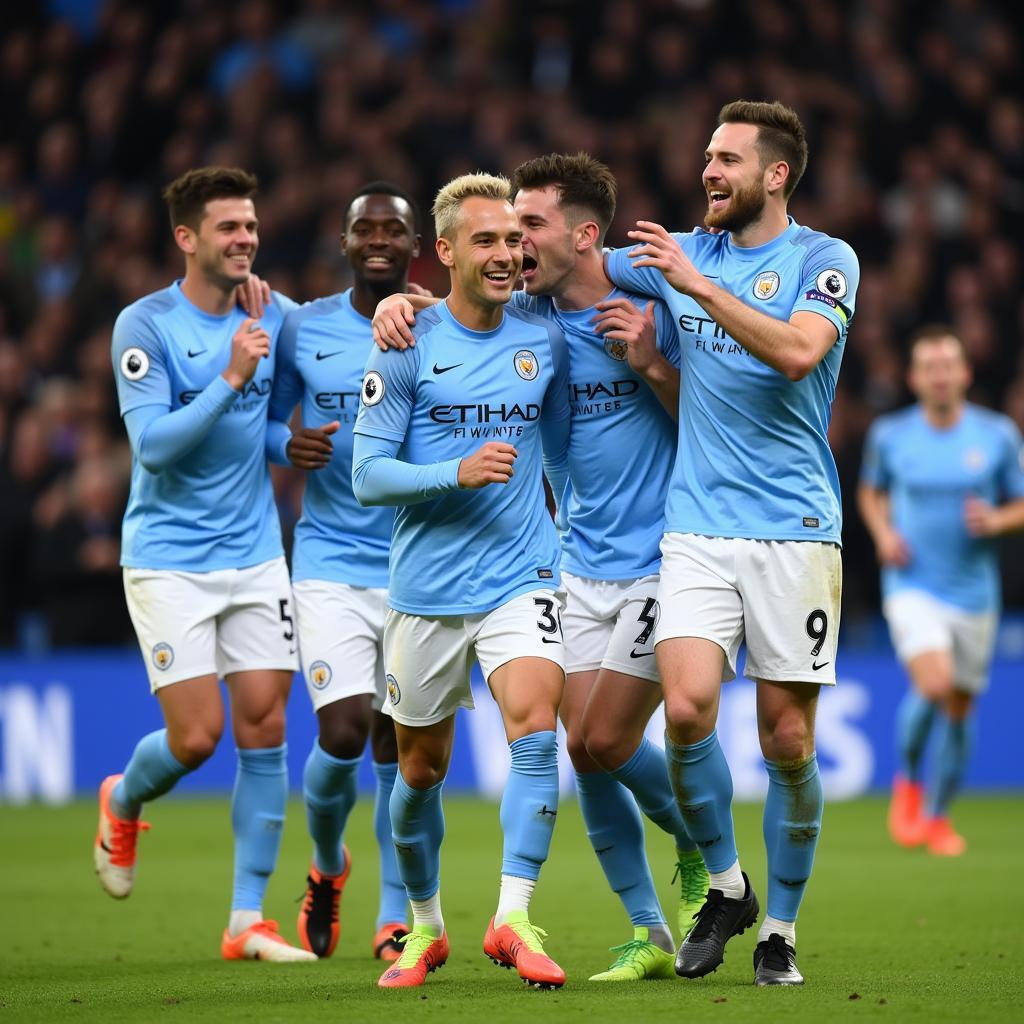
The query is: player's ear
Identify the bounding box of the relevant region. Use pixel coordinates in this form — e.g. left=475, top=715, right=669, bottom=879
left=173, top=224, right=197, bottom=256
left=574, top=220, right=600, bottom=254
left=766, top=160, right=789, bottom=197
left=435, top=236, right=455, bottom=267
left=339, top=231, right=348, bottom=258
left=412, top=234, right=422, bottom=259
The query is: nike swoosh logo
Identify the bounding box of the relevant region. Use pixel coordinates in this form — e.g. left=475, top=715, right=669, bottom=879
left=187, top=349, right=206, bottom=358
left=100, top=840, right=113, bottom=853
left=541, top=637, right=561, bottom=644
left=433, top=362, right=463, bottom=374
left=316, top=351, right=342, bottom=361
left=812, top=660, right=830, bottom=671
left=629, top=649, right=654, bottom=659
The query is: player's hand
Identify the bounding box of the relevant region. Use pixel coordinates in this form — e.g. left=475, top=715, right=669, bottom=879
left=964, top=496, right=1000, bottom=537
left=287, top=421, right=340, bottom=470
left=373, top=295, right=417, bottom=351
left=876, top=526, right=911, bottom=567
left=592, top=297, right=659, bottom=375
left=235, top=275, right=272, bottom=318
left=407, top=282, right=434, bottom=298
left=627, top=220, right=705, bottom=295
left=223, top=318, right=271, bottom=390
left=457, top=442, right=517, bottom=488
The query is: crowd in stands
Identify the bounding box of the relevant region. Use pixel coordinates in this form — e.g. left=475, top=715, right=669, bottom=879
left=2, top=0, right=1023, bottom=648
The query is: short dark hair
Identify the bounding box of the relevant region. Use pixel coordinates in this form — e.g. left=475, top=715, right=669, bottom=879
left=162, top=166, right=258, bottom=230
left=344, top=180, right=420, bottom=232
left=909, top=323, right=968, bottom=360
left=509, top=152, right=617, bottom=242
left=718, top=100, right=808, bottom=199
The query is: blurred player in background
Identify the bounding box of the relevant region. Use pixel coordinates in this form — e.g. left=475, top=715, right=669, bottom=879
left=269, top=182, right=421, bottom=961
left=96, top=167, right=315, bottom=963
left=607, top=100, right=859, bottom=986
left=859, top=326, right=1024, bottom=856
left=352, top=173, right=571, bottom=989
left=373, top=152, right=709, bottom=981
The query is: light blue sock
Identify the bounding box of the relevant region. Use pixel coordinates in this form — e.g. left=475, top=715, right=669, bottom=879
left=896, top=690, right=937, bottom=783
left=500, top=731, right=559, bottom=879
left=231, top=745, right=288, bottom=912
left=302, top=741, right=359, bottom=877
left=928, top=713, right=974, bottom=818
left=111, top=729, right=189, bottom=819
left=763, top=754, right=823, bottom=922
left=610, top=737, right=697, bottom=853
left=576, top=770, right=664, bottom=927
left=373, top=760, right=408, bottom=927
left=390, top=771, right=444, bottom=901
left=665, top=730, right=737, bottom=873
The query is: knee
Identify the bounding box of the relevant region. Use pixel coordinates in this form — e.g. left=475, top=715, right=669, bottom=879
left=318, top=711, right=370, bottom=761
left=564, top=723, right=594, bottom=771
left=172, top=725, right=221, bottom=768
left=581, top=720, right=629, bottom=771
left=370, top=718, right=398, bottom=764
left=944, top=690, right=973, bottom=722
left=663, top=691, right=715, bottom=744
left=399, top=755, right=446, bottom=789
left=761, top=717, right=815, bottom=763
left=235, top=704, right=286, bottom=749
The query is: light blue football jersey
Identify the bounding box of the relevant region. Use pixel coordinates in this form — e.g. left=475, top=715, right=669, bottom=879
left=509, top=288, right=679, bottom=580
left=272, top=290, right=392, bottom=588
left=353, top=300, right=570, bottom=615
left=607, top=218, right=859, bottom=545
left=861, top=403, right=1024, bottom=611
left=112, top=281, right=297, bottom=571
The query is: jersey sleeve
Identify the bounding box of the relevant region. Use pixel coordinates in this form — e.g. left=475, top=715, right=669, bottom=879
left=604, top=245, right=669, bottom=299
left=540, top=322, right=571, bottom=503
left=111, top=305, right=172, bottom=416
left=860, top=418, right=890, bottom=489
left=353, top=342, right=419, bottom=443
left=653, top=300, right=681, bottom=368
left=998, top=418, right=1024, bottom=500
left=269, top=308, right=304, bottom=424
left=791, top=237, right=860, bottom=339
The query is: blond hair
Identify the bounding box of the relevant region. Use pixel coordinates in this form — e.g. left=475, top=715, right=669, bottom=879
left=431, top=172, right=511, bottom=240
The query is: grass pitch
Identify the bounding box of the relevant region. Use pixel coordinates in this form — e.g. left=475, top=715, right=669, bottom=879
left=3, top=794, right=1023, bottom=1022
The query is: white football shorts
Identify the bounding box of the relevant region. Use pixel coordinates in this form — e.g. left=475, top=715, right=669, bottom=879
left=656, top=532, right=842, bottom=685
left=883, top=589, right=998, bottom=695
left=292, top=579, right=389, bottom=711
left=123, top=556, right=299, bottom=692
left=382, top=589, right=566, bottom=727
left=561, top=571, right=661, bottom=682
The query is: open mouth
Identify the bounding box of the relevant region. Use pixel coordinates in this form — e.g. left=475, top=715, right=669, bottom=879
left=708, top=190, right=730, bottom=212
left=521, top=254, right=538, bottom=279
left=363, top=255, right=394, bottom=270
left=483, top=270, right=514, bottom=288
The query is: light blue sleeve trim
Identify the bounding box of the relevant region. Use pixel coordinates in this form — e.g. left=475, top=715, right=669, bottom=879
left=351, top=432, right=462, bottom=507
left=124, top=375, right=239, bottom=473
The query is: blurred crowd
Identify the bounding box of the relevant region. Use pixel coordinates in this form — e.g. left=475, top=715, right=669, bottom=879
left=2, top=0, right=1023, bottom=648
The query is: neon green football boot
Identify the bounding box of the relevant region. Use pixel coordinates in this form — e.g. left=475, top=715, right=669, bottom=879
left=674, top=848, right=710, bottom=939
left=588, top=927, right=676, bottom=981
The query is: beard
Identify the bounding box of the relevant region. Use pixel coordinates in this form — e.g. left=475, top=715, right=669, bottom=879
left=704, top=179, right=767, bottom=234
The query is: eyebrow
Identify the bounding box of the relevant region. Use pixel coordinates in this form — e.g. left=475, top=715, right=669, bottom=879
left=215, top=219, right=258, bottom=229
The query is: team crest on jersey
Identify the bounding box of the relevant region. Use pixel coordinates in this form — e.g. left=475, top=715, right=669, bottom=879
left=361, top=370, right=385, bottom=407
left=514, top=350, right=539, bottom=380
left=386, top=673, right=401, bottom=706
left=151, top=642, right=174, bottom=671
left=815, top=268, right=848, bottom=300
left=752, top=271, right=780, bottom=300
left=309, top=660, right=332, bottom=689
left=604, top=337, right=629, bottom=361
left=120, top=347, right=150, bottom=381
left=963, top=448, right=986, bottom=471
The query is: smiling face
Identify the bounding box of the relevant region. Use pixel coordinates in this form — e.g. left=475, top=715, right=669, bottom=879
left=185, top=196, right=259, bottom=292
left=437, top=195, right=522, bottom=312
left=702, top=122, right=774, bottom=233
left=342, top=193, right=419, bottom=290
left=513, top=186, right=579, bottom=297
